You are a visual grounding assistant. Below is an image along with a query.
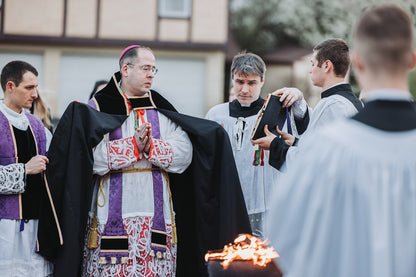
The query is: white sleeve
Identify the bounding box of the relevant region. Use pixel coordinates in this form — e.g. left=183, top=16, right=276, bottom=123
left=307, top=98, right=358, bottom=132
left=145, top=117, right=192, bottom=174
left=291, top=98, right=309, bottom=119
left=45, top=127, right=52, bottom=151
left=92, top=135, right=111, bottom=176
left=0, top=163, right=26, bottom=194
left=284, top=98, right=358, bottom=170
left=93, top=115, right=192, bottom=175
left=92, top=134, right=142, bottom=175
left=310, top=103, right=341, bottom=131
left=205, top=104, right=225, bottom=122
left=283, top=102, right=343, bottom=170
left=105, top=136, right=141, bottom=171
left=0, top=127, right=51, bottom=195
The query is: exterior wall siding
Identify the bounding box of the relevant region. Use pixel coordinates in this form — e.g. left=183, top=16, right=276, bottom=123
left=4, top=0, right=64, bottom=36
left=99, top=0, right=157, bottom=40
left=0, top=0, right=229, bottom=117
left=158, top=19, right=189, bottom=42
left=191, top=0, right=228, bottom=43
left=66, top=0, right=97, bottom=38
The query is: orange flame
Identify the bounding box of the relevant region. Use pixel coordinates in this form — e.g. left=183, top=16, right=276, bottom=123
left=204, top=234, right=279, bottom=269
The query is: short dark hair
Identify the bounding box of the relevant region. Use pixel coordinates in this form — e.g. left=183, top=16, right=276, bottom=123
left=119, top=45, right=153, bottom=70
left=313, top=39, right=350, bottom=77
left=352, top=4, right=414, bottom=74
left=1, top=60, right=38, bottom=92
left=231, top=52, right=266, bottom=81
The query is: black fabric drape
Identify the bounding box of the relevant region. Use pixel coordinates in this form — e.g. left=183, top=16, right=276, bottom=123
left=38, top=75, right=251, bottom=276
left=13, top=127, right=44, bottom=219
left=268, top=137, right=291, bottom=171
left=159, top=109, right=252, bottom=276
left=37, top=102, right=127, bottom=276
left=294, top=110, right=309, bottom=135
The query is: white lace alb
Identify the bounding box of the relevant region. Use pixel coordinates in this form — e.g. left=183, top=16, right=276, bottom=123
left=0, top=163, right=26, bottom=194
left=82, top=216, right=176, bottom=277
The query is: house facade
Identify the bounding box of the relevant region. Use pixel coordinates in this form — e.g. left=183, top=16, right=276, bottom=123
left=0, top=0, right=229, bottom=117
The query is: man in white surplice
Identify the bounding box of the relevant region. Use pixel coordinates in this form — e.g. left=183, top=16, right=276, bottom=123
left=0, top=61, right=52, bottom=276
left=266, top=5, right=416, bottom=277
left=252, top=39, right=363, bottom=170
left=205, top=52, right=300, bottom=236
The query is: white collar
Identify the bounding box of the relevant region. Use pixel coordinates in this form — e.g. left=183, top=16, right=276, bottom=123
left=363, top=89, right=413, bottom=102
left=0, top=102, right=29, bottom=131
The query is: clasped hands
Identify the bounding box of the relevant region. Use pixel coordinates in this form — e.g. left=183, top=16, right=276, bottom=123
left=134, top=122, right=152, bottom=155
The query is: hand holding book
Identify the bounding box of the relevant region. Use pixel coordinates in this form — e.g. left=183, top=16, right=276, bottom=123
left=250, top=94, right=287, bottom=140
left=250, top=93, right=296, bottom=150
left=273, top=87, right=304, bottom=108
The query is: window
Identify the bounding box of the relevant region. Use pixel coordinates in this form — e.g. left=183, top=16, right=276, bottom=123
left=159, top=0, right=191, bottom=18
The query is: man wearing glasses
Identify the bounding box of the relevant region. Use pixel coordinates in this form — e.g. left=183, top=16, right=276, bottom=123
left=83, top=45, right=194, bottom=276
left=39, top=45, right=250, bottom=276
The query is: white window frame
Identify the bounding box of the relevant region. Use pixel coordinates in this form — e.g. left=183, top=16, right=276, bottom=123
left=158, top=0, right=191, bottom=18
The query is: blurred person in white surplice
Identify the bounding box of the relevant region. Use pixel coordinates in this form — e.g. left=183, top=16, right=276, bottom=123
left=266, top=4, right=416, bottom=277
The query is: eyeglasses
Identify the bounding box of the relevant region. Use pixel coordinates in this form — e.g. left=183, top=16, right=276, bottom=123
left=127, top=63, right=158, bottom=75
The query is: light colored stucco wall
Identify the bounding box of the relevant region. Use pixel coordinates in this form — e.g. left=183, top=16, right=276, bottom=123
left=155, top=49, right=225, bottom=115
left=191, top=0, right=228, bottom=43
left=0, top=44, right=121, bottom=117
left=4, top=0, right=64, bottom=36
left=99, top=0, right=157, bottom=40
left=205, top=51, right=226, bottom=112
left=42, top=49, right=61, bottom=116
left=1, top=0, right=229, bottom=44
left=159, top=19, right=188, bottom=42
left=66, top=0, right=97, bottom=38
left=0, top=0, right=229, bottom=116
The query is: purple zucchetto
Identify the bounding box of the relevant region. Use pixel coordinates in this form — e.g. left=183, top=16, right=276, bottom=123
left=119, top=45, right=141, bottom=62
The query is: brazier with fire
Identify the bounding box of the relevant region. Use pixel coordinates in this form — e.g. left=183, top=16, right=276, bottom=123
left=205, top=234, right=282, bottom=277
